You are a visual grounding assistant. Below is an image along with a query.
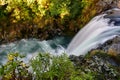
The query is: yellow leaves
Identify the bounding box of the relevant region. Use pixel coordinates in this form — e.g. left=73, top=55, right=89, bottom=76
left=1, top=53, right=30, bottom=80
left=10, top=8, right=21, bottom=22
left=4, top=73, right=12, bottom=80
left=7, top=53, right=19, bottom=61
left=0, top=0, right=6, bottom=5
left=36, top=0, right=50, bottom=17
left=16, top=15, right=20, bottom=20
left=12, top=20, right=17, bottom=23
left=6, top=6, right=12, bottom=12
left=37, top=0, right=50, bottom=9
left=23, top=0, right=34, bottom=6
left=60, top=8, right=70, bottom=19
left=38, top=0, right=49, bottom=6
left=21, top=62, right=26, bottom=67
left=7, top=54, right=14, bottom=61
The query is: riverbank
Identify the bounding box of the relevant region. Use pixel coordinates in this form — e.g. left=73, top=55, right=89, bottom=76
left=0, top=0, right=120, bottom=80
left=0, top=51, right=120, bottom=80
left=0, top=0, right=118, bottom=44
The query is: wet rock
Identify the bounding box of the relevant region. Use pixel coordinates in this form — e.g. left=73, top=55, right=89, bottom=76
left=104, top=8, right=120, bottom=26
left=95, top=36, right=120, bottom=55
left=70, top=53, right=120, bottom=79
left=69, top=55, right=85, bottom=66
left=89, top=36, right=120, bottom=66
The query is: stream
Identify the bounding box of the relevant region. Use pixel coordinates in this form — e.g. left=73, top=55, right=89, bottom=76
left=1, top=8, right=120, bottom=65
left=0, top=36, right=71, bottom=64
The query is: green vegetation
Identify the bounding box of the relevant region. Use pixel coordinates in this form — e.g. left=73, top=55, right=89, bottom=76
left=0, top=0, right=100, bottom=41
left=0, top=51, right=120, bottom=80
left=0, top=0, right=120, bottom=80
left=0, top=0, right=98, bottom=24
left=31, top=53, right=75, bottom=80
left=0, top=53, right=32, bottom=80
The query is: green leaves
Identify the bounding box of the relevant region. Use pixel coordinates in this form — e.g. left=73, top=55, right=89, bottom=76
left=1, top=51, right=120, bottom=80
left=0, top=0, right=91, bottom=22
left=31, top=53, right=75, bottom=80
left=0, top=53, right=31, bottom=80
left=0, top=0, right=100, bottom=41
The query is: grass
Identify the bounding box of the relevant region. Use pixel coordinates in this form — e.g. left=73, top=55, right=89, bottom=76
left=0, top=51, right=120, bottom=80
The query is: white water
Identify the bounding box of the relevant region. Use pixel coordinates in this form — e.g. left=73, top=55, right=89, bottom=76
left=0, top=37, right=71, bottom=64
left=67, top=9, right=120, bottom=56
left=1, top=8, right=120, bottom=64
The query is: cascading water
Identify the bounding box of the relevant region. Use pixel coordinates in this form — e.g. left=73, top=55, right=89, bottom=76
left=1, top=8, right=120, bottom=65
left=0, top=37, right=71, bottom=64
left=67, top=8, right=120, bottom=56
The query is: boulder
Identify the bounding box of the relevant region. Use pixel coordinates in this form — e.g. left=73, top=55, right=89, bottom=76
left=104, top=8, right=120, bottom=26
left=95, top=36, right=120, bottom=56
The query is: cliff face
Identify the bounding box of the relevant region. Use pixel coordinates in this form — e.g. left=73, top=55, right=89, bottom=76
left=0, top=0, right=119, bottom=43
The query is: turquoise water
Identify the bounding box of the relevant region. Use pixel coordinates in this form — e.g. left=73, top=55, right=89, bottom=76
left=0, top=36, right=72, bottom=64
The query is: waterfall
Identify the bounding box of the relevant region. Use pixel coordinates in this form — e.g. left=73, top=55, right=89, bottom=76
left=1, top=8, right=120, bottom=64
left=67, top=8, right=120, bottom=56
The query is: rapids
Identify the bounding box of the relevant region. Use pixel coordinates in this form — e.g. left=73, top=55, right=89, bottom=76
left=1, top=8, right=120, bottom=64
left=0, top=37, right=71, bottom=64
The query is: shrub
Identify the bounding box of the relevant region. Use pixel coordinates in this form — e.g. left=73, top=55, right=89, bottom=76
left=0, top=0, right=100, bottom=40
left=0, top=53, right=32, bottom=80
left=2, top=51, right=119, bottom=80
left=31, top=53, right=75, bottom=80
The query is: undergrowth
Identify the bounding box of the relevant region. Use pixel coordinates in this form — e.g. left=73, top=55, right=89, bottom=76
left=0, top=51, right=119, bottom=80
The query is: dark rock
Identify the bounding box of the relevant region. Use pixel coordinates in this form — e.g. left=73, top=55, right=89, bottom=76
left=95, top=36, right=120, bottom=55
left=69, top=55, right=85, bottom=66
left=70, top=53, right=120, bottom=79
left=69, top=55, right=84, bottom=62
left=104, top=8, right=120, bottom=26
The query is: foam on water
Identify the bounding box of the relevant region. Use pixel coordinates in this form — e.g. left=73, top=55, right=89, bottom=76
left=67, top=8, right=120, bottom=56
left=1, top=8, right=120, bottom=64
left=0, top=37, right=70, bottom=64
